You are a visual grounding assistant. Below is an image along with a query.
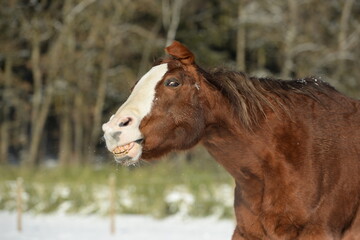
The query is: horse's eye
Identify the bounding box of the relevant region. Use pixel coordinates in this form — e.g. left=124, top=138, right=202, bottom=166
left=164, top=78, right=180, bottom=87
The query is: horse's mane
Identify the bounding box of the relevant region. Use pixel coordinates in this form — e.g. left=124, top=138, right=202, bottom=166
left=199, top=67, right=336, bottom=130
left=155, top=57, right=336, bottom=130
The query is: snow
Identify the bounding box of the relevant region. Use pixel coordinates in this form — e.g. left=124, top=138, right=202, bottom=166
left=165, top=186, right=195, bottom=217
left=0, top=211, right=234, bottom=240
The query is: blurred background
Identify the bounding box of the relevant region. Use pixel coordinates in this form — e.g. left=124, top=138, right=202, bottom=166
left=0, top=0, right=359, bottom=220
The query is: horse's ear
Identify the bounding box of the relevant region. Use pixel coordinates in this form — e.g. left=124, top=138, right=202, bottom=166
left=165, top=41, right=195, bottom=65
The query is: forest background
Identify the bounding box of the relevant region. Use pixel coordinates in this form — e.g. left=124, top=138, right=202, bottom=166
left=1, top=0, right=360, bottom=167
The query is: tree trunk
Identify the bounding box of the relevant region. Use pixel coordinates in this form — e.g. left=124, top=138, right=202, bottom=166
left=74, top=93, right=84, bottom=165
left=84, top=10, right=111, bottom=163
left=164, top=0, right=184, bottom=46
left=23, top=28, right=54, bottom=167
left=138, top=19, right=162, bottom=78
left=236, top=0, right=246, bottom=71
left=0, top=56, right=12, bottom=164
left=30, top=28, right=42, bottom=133
left=257, top=47, right=266, bottom=70
left=59, top=102, right=72, bottom=166
left=336, top=0, right=355, bottom=80
left=88, top=44, right=111, bottom=163
left=25, top=86, right=53, bottom=166
left=281, top=0, right=298, bottom=78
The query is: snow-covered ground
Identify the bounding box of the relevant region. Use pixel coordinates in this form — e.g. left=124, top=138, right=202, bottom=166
left=0, top=211, right=234, bottom=240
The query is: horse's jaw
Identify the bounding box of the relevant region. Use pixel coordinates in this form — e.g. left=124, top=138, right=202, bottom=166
left=111, top=141, right=143, bottom=166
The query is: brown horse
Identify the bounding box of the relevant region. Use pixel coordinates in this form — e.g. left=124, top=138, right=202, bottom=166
left=102, top=41, right=360, bottom=240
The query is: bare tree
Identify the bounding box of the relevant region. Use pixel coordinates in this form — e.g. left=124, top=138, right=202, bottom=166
left=24, top=19, right=55, bottom=166
left=0, top=56, right=12, bottom=164
left=88, top=5, right=116, bottom=163
left=336, top=0, right=355, bottom=79
left=164, top=0, right=184, bottom=46
left=137, top=19, right=162, bottom=77
left=281, top=0, right=298, bottom=78
left=236, top=0, right=247, bottom=71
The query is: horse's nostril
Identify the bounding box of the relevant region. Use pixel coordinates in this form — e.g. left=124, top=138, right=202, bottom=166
left=119, top=117, right=132, bottom=127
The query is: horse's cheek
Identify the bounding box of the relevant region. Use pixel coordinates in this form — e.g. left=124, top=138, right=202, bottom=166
left=141, top=116, right=174, bottom=149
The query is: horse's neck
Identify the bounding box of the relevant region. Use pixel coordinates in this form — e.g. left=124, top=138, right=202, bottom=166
left=199, top=84, right=273, bottom=180
left=202, top=113, right=268, bottom=180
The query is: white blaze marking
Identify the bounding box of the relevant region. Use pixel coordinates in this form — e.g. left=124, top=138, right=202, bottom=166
left=102, top=64, right=168, bottom=156
left=116, top=63, right=168, bottom=121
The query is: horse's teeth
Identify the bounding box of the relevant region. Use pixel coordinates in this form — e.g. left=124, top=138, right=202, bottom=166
left=113, top=143, right=134, bottom=155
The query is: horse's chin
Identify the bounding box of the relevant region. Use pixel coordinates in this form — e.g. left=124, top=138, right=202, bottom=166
left=112, top=142, right=142, bottom=166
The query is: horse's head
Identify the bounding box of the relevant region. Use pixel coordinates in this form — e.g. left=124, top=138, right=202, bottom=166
left=102, top=41, right=210, bottom=165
